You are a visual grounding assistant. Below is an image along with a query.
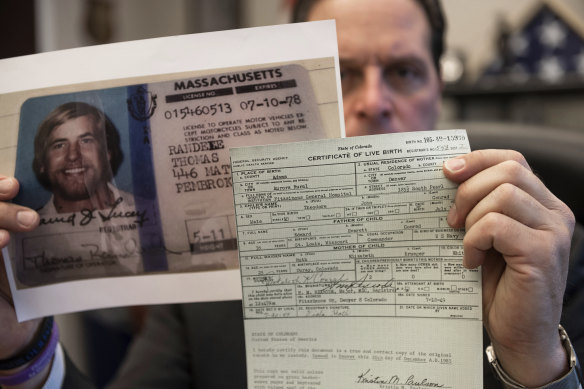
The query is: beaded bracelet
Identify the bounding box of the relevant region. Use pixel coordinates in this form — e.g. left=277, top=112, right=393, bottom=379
left=0, top=316, right=54, bottom=370
left=0, top=320, right=59, bottom=386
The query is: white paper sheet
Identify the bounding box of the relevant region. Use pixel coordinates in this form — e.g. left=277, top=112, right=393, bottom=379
left=0, top=20, right=344, bottom=321
left=230, top=130, right=483, bottom=388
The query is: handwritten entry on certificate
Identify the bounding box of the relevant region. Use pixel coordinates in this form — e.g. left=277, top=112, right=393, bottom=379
left=230, top=130, right=482, bottom=388
left=0, top=21, right=343, bottom=321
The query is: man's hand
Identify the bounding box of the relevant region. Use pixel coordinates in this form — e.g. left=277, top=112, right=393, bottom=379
left=0, top=176, right=50, bottom=388
left=444, top=150, right=575, bottom=387
left=0, top=260, right=52, bottom=389
left=0, top=175, right=41, bottom=359
left=0, top=176, right=39, bottom=248
left=0, top=258, right=43, bottom=360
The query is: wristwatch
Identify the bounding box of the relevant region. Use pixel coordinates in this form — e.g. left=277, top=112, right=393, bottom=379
left=486, top=325, right=583, bottom=388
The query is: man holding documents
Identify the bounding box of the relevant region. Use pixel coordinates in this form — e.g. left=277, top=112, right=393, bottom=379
left=0, top=0, right=582, bottom=388
left=293, top=1, right=583, bottom=386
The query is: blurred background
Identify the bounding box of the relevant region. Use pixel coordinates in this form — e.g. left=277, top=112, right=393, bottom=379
left=2, top=0, right=583, bottom=387
left=4, top=0, right=584, bottom=130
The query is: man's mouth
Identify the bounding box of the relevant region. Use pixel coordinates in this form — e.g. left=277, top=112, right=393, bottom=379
left=63, top=167, right=86, bottom=175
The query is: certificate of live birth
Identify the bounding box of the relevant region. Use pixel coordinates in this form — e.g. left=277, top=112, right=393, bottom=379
left=230, top=130, right=483, bottom=388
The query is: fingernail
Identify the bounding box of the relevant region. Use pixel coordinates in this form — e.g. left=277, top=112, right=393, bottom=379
left=17, top=211, right=38, bottom=228
left=444, top=158, right=465, bottom=172
left=462, top=256, right=470, bottom=269
left=0, top=177, right=13, bottom=195
left=447, top=204, right=457, bottom=225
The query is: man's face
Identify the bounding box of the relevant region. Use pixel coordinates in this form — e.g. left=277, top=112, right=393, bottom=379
left=41, top=115, right=111, bottom=201
left=307, top=0, right=442, bottom=137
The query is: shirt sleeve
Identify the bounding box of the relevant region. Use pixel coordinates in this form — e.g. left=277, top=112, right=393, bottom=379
left=42, top=343, right=65, bottom=389
left=498, top=349, right=582, bottom=389
left=532, top=359, right=582, bottom=389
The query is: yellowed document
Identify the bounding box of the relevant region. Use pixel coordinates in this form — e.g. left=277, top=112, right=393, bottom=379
left=230, top=130, right=482, bottom=388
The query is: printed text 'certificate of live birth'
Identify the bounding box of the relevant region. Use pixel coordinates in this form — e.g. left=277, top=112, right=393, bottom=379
left=230, top=130, right=482, bottom=388
left=0, top=21, right=344, bottom=321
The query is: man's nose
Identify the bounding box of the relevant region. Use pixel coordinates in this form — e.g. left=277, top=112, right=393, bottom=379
left=356, top=68, right=392, bottom=121
left=66, top=142, right=81, bottom=161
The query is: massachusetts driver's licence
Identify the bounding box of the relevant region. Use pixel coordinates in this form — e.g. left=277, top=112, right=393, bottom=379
left=0, top=21, right=343, bottom=320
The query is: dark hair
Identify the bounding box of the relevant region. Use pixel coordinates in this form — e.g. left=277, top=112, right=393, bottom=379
left=32, top=101, right=124, bottom=190
left=291, top=0, right=446, bottom=73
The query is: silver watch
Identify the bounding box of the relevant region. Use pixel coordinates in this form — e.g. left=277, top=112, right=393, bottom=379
left=486, top=325, right=583, bottom=388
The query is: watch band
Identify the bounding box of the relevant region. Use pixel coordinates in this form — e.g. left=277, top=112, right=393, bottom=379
left=486, top=325, right=583, bottom=389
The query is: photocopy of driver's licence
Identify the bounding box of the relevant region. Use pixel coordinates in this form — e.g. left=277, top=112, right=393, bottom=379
left=230, top=130, right=482, bottom=388
left=0, top=21, right=343, bottom=321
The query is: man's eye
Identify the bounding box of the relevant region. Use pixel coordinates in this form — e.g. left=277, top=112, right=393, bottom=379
left=50, top=142, right=66, bottom=150
left=385, top=64, right=425, bottom=92
left=340, top=68, right=361, bottom=93
left=80, top=137, right=95, bottom=145
left=396, top=67, right=416, bottom=78
left=388, top=65, right=420, bottom=80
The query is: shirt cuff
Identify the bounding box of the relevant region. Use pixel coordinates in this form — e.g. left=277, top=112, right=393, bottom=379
left=533, top=362, right=582, bottom=389
left=498, top=355, right=582, bottom=389
left=41, top=343, right=65, bottom=389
